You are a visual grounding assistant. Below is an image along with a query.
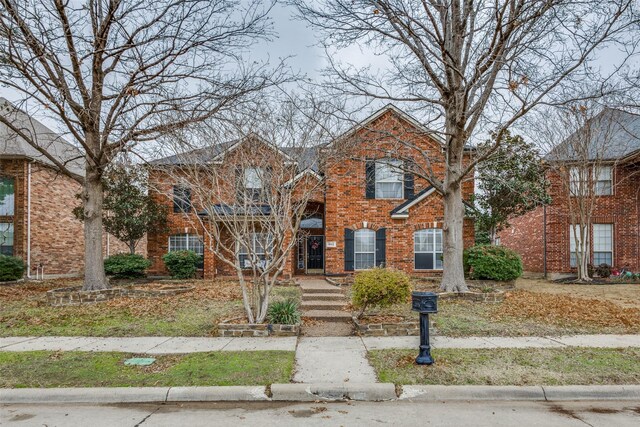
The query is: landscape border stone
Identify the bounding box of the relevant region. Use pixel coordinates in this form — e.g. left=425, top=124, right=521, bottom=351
left=218, top=319, right=300, bottom=337
left=47, top=284, right=194, bottom=306
left=352, top=316, right=419, bottom=337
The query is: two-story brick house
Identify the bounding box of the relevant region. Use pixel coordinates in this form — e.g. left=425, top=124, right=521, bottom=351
left=499, top=108, right=640, bottom=278
left=147, top=105, right=475, bottom=278
left=0, top=98, right=132, bottom=279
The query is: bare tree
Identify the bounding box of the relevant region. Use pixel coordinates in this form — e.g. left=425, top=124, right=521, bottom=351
left=154, top=99, right=340, bottom=323
left=542, top=103, right=638, bottom=281
left=0, top=0, right=285, bottom=290
left=289, top=0, right=637, bottom=292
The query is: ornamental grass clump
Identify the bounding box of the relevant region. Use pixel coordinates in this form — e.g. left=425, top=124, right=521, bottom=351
left=463, top=245, right=523, bottom=281
left=267, top=299, right=301, bottom=325
left=352, top=267, right=412, bottom=319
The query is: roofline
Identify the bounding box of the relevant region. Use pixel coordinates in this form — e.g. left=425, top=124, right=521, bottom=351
left=210, top=133, right=298, bottom=164
left=326, top=104, right=446, bottom=148
left=390, top=186, right=436, bottom=218
left=283, top=169, right=323, bottom=187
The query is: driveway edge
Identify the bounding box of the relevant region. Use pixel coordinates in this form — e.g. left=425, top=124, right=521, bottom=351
left=2, top=384, right=640, bottom=404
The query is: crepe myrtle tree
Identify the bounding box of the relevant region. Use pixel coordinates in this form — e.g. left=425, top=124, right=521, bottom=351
left=155, top=100, right=343, bottom=323
left=541, top=102, right=638, bottom=281
left=289, top=0, right=638, bottom=292
left=0, top=0, right=286, bottom=290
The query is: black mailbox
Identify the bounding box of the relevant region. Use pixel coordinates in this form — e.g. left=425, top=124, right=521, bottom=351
left=412, top=291, right=439, bottom=365
left=411, top=292, right=438, bottom=313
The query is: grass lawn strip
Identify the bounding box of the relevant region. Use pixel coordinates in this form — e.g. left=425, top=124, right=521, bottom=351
left=368, top=347, right=640, bottom=386
left=0, top=350, right=294, bottom=388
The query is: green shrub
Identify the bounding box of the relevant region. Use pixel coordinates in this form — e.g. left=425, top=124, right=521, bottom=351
left=104, top=253, right=151, bottom=279
left=162, top=250, right=200, bottom=279
left=463, top=245, right=523, bottom=281
left=595, top=263, right=612, bottom=279
left=352, top=267, right=412, bottom=319
left=0, top=255, right=25, bottom=281
left=267, top=299, right=301, bottom=325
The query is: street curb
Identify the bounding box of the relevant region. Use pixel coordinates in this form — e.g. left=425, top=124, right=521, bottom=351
left=2, top=384, right=640, bottom=404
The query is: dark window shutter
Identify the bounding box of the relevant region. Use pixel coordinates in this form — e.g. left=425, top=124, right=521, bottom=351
left=376, top=228, right=386, bottom=267
left=404, top=160, right=414, bottom=200
left=365, top=159, right=376, bottom=199
left=344, top=228, right=355, bottom=271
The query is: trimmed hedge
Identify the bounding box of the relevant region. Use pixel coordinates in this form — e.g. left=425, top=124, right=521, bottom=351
left=162, top=250, right=200, bottom=279
left=104, top=253, right=151, bottom=279
left=352, top=267, right=412, bottom=319
left=464, top=245, right=523, bottom=281
left=0, top=255, right=25, bottom=281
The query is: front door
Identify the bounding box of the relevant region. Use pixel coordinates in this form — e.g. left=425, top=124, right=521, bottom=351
left=306, top=235, right=324, bottom=272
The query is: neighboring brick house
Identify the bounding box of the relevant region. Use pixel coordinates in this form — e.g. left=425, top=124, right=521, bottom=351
left=499, top=109, right=640, bottom=278
left=0, top=98, right=134, bottom=279
left=147, top=105, right=475, bottom=279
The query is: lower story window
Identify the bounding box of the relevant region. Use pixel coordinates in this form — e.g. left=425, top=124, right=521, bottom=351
left=354, top=229, right=375, bottom=270
left=569, top=225, right=583, bottom=268
left=593, top=224, right=613, bottom=266
left=0, top=223, right=13, bottom=256
left=237, top=233, right=273, bottom=269
left=168, top=234, right=204, bottom=268
left=415, top=229, right=443, bottom=270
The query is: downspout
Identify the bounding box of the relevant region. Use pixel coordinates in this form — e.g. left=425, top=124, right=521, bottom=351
left=26, top=161, right=33, bottom=279
left=543, top=205, right=547, bottom=279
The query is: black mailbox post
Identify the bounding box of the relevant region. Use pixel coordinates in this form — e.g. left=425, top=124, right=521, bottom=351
left=411, top=291, right=438, bottom=365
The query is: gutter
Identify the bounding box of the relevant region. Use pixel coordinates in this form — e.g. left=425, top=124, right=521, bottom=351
left=26, top=161, right=33, bottom=279
left=543, top=205, right=547, bottom=279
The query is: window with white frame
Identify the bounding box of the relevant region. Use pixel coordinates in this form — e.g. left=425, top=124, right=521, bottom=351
left=593, top=166, right=613, bottom=196
left=593, top=224, right=613, bottom=266
left=168, top=234, right=204, bottom=267
left=0, top=177, right=15, bottom=216
left=244, top=167, right=264, bottom=189
left=237, top=233, right=273, bottom=269
left=569, top=167, right=587, bottom=196
left=569, top=225, right=584, bottom=268
left=375, top=159, right=403, bottom=199
left=414, top=229, right=443, bottom=270
left=354, top=229, right=376, bottom=270
left=0, top=223, right=13, bottom=256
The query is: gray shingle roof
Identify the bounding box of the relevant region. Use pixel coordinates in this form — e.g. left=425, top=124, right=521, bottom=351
left=546, top=108, right=640, bottom=162
left=0, top=98, right=84, bottom=177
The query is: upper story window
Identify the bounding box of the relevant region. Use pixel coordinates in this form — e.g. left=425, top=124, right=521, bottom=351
left=569, top=167, right=587, bottom=196
left=173, top=185, right=192, bottom=213
left=0, top=222, right=14, bottom=256
left=0, top=177, right=15, bottom=216
left=354, top=228, right=376, bottom=270
left=375, top=159, right=403, bottom=199
left=593, top=166, right=613, bottom=196
left=414, top=229, right=443, bottom=270
left=242, top=167, right=266, bottom=201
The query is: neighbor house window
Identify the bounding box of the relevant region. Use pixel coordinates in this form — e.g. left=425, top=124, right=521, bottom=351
left=0, top=223, right=14, bottom=256
left=592, top=224, right=613, bottom=266
left=0, top=177, right=14, bottom=216
left=414, top=229, right=443, bottom=270
left=593, top=166, right=613, bottom=196
left=237, top=232, right=273, bottom=269
left=569, top=167, right=587, bottom=196
left=354, top=229, right=375, bottom=270
left=173, top=186, right=192, bottom=213
left=569, top=225, right=584, bottom=268
left=168, top=234, right=204, bottom=268
left=375, top=159, right=403, bottom=199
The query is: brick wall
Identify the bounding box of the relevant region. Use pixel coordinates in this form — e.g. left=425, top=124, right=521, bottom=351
left=500, top=163, right=640, bottom=274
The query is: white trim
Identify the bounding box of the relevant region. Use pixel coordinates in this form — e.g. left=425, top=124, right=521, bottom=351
left=390, top=187, right=437, bottom=219
left=210, top=133, right=299, bottom=164
left=354, top=228, right=376, bottom=270
left=375, top=158, right=404, bottom=199
left=414, top=228, right=444, bottom=270
left=326, top=104, right=446, bottom=148
left=284, top=169, right=323, bottom=187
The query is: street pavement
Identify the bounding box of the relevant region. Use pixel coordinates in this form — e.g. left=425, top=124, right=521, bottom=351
left=2, top=400, right=639, bottom=426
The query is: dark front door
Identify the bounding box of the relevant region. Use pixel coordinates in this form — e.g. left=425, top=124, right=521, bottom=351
left=306, top=236, right=324, bottom=271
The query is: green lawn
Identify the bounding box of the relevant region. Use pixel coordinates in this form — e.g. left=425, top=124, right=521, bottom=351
left=0, top=281, right=301, bottom=337
left=369, top=348, right=640, bottom=386
left=0, top=350, right=295, bottom=388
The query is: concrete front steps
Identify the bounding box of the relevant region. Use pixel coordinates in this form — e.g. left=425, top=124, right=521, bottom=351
left=298, top=278, right=351, bottom=322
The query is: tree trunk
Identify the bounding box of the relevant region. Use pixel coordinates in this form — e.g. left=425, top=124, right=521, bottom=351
left=129, top=240, right=136, bottom=255
left=441, top=178, right=469, bottom=292
left=82, top=167, right=108, bottom=290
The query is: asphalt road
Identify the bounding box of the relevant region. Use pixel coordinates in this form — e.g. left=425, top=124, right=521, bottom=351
left=2, top=400, right=639, bottom=426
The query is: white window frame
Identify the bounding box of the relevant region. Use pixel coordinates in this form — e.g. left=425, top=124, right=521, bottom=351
left=569, top=166, right=587, bottom=196
left=414, top=229, right=443, bottom=270
left=168, top=234, right=204, bottom=255
left=375, top=159, right=403, bottom=199
left=592, top=223, right=613, bottom=266
left=237, top=232, right=273, bottom=269
left=0, top=222, right=14, bottom=256
left=354, top=229, right=376, bottom=270
left=569, top=224, right=584, bottom=268
left=244, top=167, right=264, bottom=189
left=593, top=166, right=613, bottom=196
left=0, top=177, right=15, bottom=216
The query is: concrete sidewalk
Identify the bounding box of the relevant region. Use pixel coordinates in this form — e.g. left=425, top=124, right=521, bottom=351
left=1, top=334, right=639, bottom=354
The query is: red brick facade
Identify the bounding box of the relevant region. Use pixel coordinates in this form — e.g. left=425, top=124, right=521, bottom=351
left=499, top=163, right=640, bottom=276
left=147, top=107, right=475, bottom=278
left=0, top=158, right=137, bottom=278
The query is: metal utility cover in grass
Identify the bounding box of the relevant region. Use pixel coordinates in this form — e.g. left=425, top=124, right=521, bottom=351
left=124, top=357, right=156, bottom=366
